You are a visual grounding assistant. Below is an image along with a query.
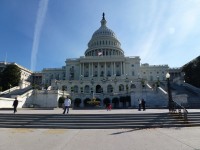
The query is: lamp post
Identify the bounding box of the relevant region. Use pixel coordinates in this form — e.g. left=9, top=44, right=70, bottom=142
left=91, top=77, right=94, bottom=99
left=166, top=72, right=173, bottom=112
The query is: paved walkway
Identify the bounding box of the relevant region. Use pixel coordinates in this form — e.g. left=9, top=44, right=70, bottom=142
left=1, top=108, right=200, bottom=114
left=0, top=109, right=200, bottom=150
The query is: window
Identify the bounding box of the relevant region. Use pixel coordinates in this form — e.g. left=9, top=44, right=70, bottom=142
left=74, top=85, right=78, bottom=93
left=100, top=71, right=104, bottom=77
left=119, top=84, right=124, bottom=91
left=107, top=71, right=111, bottom=76
left=130, top=84, right=136, bottom=89
left=107, top=85, right=113, bottom=93
left=84, top=85, right=90, bottom=93
left=94, top=71, right=98, bottom=77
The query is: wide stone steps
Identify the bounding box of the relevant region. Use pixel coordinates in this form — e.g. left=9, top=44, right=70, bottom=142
left=0, top=113, right=200, bottom=129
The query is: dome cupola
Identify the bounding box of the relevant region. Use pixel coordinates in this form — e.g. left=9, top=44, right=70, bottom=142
left=85, top=13, right=124, bottom=57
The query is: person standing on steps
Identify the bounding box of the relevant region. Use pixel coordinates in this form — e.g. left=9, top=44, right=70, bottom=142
left=63, top=96, right=71, bottom=114
left=138, top=99, right=142, bottom=111
left=13, top=97, right=18, bottom=114
left=141, top=98, right=146, bottom=111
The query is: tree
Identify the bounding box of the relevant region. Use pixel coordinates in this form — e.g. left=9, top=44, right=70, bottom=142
left=1, top=64, right=21, bottom=91
left=182, top=56, right=200, bottom=88
left=0, top=72, right=2, bottom=91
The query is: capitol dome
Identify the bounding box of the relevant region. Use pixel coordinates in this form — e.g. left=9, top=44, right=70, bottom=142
left=85, top=13, right=124, bottom=57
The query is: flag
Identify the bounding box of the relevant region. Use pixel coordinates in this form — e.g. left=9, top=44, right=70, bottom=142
left=98, top=52, right=102, bottom=56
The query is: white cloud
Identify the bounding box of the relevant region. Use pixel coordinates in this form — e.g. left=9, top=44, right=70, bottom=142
left=169, top=27, right=175, bottom=34
left=31, top=0, right=48, bottom=71
left=130, top=0, right=200, bottom=66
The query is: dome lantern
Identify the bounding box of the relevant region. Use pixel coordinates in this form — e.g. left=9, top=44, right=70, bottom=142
left=101, top=12, right=107, bottom=27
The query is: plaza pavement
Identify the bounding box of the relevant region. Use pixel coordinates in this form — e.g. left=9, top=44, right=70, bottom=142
left=0, top=108, right=200, bottom=150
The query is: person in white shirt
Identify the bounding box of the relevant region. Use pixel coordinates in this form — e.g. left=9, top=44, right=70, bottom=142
left=63, top=96, right=71, bottom=114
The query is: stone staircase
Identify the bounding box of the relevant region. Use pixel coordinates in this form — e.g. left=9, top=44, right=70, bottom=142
left=0, top=112, right=200, bottom=129
left=0, top=86, right=32, bottom=98
left=170, top=83, right=200, bottom=108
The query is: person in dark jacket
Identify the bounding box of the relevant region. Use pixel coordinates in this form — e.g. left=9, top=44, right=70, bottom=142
left=141, top=99, right=146, bottom=111
left=13, top=97, right=18, bottom=114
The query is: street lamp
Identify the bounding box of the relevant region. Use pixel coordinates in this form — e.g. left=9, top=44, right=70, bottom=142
left=166, top=72, right=173, bottom=112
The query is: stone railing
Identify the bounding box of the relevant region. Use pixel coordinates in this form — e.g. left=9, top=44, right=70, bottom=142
left=0, top=86, right=19, bottom=95
left=182, top=83, right=200, bottom=95
left=0, top=97, right=24, bottom=108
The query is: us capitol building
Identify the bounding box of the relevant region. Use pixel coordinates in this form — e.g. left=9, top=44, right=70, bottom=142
left=42, top=13, right=169, bottom=107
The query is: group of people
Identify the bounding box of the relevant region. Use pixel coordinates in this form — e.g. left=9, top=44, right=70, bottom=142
left=12, top=96, right=146, bottom=114
left=12, top=96, right=72, bottom=114
left=138, top=98, right=146, bottom=111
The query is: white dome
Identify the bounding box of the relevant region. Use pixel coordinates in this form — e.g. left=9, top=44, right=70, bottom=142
left=85, top=13, right=124, bottom=57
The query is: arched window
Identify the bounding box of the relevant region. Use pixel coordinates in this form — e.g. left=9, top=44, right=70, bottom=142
left=119, top=84, right=124, bottom=91
left=74, top=85, right=78, bottom=93
left=84, top=85, right=90, bottom=93
left=96, top=85, right=102, bottom=93
left=130, top=84, right=136, bottom=89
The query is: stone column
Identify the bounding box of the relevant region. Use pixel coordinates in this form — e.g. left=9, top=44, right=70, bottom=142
left=98, top=62, right=100, bottom=77
left=104, top=62, right=107, bottom=77
left=92, top=62, right=93, bottom=77
left=121, top=62, right=123, bottom=76
left=80, top=63, right=82, bottom=76
left=114, top=62, right=116, bottom=75
left=124, top=62, right=126, bottom=75
left=83, top=63, right=84, bottom=77
left=89, top=63, right=91, bottom=77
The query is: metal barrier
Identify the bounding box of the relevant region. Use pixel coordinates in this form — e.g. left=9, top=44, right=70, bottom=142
left=170, top=100, right=188, bottom=122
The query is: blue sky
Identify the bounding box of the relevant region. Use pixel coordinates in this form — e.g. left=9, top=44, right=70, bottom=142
left=0, top=0, right=200, bottom=71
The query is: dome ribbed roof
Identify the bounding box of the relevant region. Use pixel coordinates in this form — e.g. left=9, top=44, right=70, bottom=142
left=92, top=25, right=116, bottom=39
left=92, top=13, right=117, bottom=39
left=85, top=13, right=124, bottom=57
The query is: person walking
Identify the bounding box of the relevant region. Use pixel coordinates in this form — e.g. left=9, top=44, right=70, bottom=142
left=107, top=103, right=112, bottom=111
left=63, top=96, right=71, bottom=114
left=13, top=97, right=18, bottom=114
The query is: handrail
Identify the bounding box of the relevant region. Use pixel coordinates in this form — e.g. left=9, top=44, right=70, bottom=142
left=171, top=100, right=188, bottom=121
left=0, top=86, right=19, bottom=95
